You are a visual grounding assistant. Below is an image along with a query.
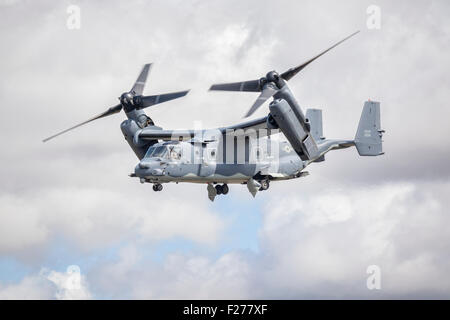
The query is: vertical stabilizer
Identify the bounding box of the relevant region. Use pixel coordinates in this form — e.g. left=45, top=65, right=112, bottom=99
left=354, top=101, right=384, bottom=156
left=306, top=108, right=325, bottom=162
left=306, top=108, right=323, bottom=141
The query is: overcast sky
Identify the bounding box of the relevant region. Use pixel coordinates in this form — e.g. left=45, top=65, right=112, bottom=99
left=0, top=0, right=449, bottom=299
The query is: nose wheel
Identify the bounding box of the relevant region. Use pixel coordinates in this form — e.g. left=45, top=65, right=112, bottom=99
left=152, top=183, right=163, bottom=192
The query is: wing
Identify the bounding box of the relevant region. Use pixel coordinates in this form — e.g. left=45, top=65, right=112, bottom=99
left=138, top=128, right=195, bottom=141
left=223, top=116, right=273, bottom=136
left=138, top=116, right=276, bottom=141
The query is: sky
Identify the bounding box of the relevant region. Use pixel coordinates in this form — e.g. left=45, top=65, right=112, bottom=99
left=0, top=0, right=449, bottom=299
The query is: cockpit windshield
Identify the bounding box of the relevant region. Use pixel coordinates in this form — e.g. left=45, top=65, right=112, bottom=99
left=144, top=146, right=156, bottom=158
left=145, top=144, right=182, bottom=160
left=145, top=146, right=168, bottom=158
left=152, top=146, right=168, bottom=158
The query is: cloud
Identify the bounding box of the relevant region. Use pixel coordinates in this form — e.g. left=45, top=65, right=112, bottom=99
left=0, top=0, right=449, bottom=299
left=0, top=195, right=48, bottom=256
left=0, top=274, right=53, bottom=299
left=45, top=266, right=92, bottom=300
left=91, top=245, right=252, bottom=299
left=85, top=181, right=450, bottom=299
left=0, top=186, right=224, bottom=259
left=256, top=181, right=450, bottom=298
left=0, top=266, right=92, bottom=300
left=0, top=0, right=21, bottom=6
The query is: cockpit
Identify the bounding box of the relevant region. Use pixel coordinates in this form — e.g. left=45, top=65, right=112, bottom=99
left=144, top=143, right=182, bottom=160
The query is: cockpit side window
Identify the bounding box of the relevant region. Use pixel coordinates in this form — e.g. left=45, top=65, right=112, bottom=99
left=169, top=146, right=182, bottom=160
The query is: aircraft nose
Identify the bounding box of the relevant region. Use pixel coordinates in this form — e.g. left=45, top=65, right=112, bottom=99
left=135, top=161, right=152, bottom=176
left=139, top=161, right=151, bottom=169
left=135, top=160, right=165, bottom=177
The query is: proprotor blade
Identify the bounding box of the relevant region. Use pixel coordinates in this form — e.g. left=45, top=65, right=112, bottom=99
left=42, top=104, right=122, bottom=142
left=280, top=31, right=360, bottom=81
left=137, top=90, right=190, bottom=109
left=131, top=63, right=152, bottom=95
left=244, top=85, right=278, bottom=118
left=209, top=79, right=261, bottom=92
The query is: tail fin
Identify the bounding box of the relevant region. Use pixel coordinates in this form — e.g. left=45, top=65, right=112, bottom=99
left=306, top=108, right=325, bottom=162
left=354, top=101, right=384, bottom=156
left=306, top=108, right=324, bottom=141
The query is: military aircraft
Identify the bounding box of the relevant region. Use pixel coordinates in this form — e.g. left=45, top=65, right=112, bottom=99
left=44, top=31, right=384, bottom=201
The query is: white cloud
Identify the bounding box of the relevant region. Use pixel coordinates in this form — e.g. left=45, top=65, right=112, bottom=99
left=0, top=0, right=21, bottom=6
left=85, top=181, right=450, bottom=299
left=0, top=186, right=224, bottom=257
left=92, top=245, right=252, bottom=299
left=0, top=266, right=92, bottom=300
left=0, top=274, right=53, bottom=299
left=1, top=0, right=450, bottom=299
left=45, top=266, right=92, bottom=300
left=252, top=181, right=450, bottom=298
left=0, top=195, right=48, bottom=254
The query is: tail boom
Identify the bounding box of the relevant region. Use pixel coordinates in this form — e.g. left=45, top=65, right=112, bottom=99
left=311, top=100, right=384, bottom=163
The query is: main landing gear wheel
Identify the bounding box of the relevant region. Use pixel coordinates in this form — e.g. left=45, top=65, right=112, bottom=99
left=215, top=184, right=229, bottom=195
left=222, top=184, right=229, bottom=195
left=259, top=180, right=269, bottom=191
left=153, top=183, right=163, bottom=192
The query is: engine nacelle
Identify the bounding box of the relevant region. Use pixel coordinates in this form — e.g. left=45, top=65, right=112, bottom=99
left=266, top=114, right=279, bottom=129
left=269, top=98, right=319, bottom=160
left=120, top=119, right=155, bottom=159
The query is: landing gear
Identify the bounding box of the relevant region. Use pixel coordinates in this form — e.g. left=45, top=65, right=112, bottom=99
left=215, top=184, right=229, bottom=196
left=152, top=183, right=163, bottom=192
left=259, top=179, right=269, bottom=191
left=207, top=183, right=230, bottom=201
left=222, top=184, right=229, bottom=195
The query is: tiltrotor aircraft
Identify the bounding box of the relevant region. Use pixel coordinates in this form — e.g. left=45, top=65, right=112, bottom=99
left=44, top=31, right=384, bottom=201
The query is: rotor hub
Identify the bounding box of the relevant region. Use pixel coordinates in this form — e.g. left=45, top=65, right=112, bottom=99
left=120, top=92, right=135, bottom=112
left=133, top=95, right=143, bottom=108
left=266, top=71, right=279, bottom=83
left=262, top=71, right=283, bottom=90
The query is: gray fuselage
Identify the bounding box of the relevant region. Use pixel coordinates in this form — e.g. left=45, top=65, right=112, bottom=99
left=134, top=137, right=304, bottom=184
